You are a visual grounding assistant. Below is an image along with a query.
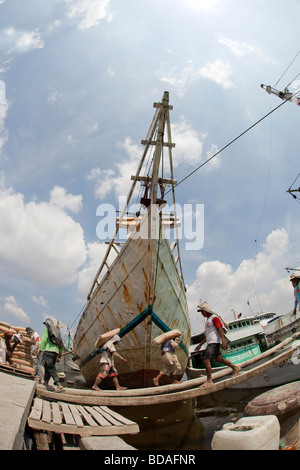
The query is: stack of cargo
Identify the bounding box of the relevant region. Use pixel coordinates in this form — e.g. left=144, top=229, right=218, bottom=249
left=0, top=321, right=36, bottom=375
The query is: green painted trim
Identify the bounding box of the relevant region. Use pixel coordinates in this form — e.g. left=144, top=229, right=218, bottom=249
left=79, top=304, right=188, bottom=368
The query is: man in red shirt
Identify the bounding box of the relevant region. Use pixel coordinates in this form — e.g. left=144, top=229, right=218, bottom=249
left=195, top=302, right=241, bottom=387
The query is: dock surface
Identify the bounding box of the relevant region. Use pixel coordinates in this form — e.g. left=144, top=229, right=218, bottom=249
left=0, top=370, right=35, bottom=449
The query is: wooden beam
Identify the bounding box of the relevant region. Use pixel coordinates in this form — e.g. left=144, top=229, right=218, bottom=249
left=34, top=333, right=300, bottom=407
left=130, top=175, right=177, bottom=185
left=141, top=140, right=175, bottom=148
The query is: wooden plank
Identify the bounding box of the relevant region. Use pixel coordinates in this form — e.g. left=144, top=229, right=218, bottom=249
left=94, top=406, right=121, bottom=426
left=42, top=399, right=51, bottom=423
left=68, top=404, right=84, bottom=427
left=35, top=343, right=300, bottom=406
left=60, top=402, right=76, bottom=426
left=52, top=402, right=62, bottom=425
left=28, top=397, right=43, bottom=421
left=27, top=400, right=139, bottom=437
left=84, top=406, right=111, bottom=426
left=100, top=406, right=137, bottom=426
left=28, top=419, right=137, bottom=437
left=76, top=405, right=98, bottom=427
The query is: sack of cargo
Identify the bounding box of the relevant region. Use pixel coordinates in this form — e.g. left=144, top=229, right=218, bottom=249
left=0, top=326, right=17, bottom=336
left=94, top=328, right=121, bottom=349
left=0, top=321, right=13, bottom=328
left=153, top=329, right=182, bottom=345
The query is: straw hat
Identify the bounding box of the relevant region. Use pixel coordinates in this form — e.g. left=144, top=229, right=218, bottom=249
left=197, top=302, right=229, bottom=330
left=290, top=272, right=300, bottom=281
left=197, top=302, right=215, bottom=314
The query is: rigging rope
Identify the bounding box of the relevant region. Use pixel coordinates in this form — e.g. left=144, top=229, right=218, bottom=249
left=241, top=104, right=274, bottom=314
left=288, top=172, right=300, bottom=190
left=165, top=90, right=299, bottom=195
left=285, top=72, right=300, bottom=90
left=287, top=172, right=300, bottom=203
left=273, top=49, right=300, bottom=88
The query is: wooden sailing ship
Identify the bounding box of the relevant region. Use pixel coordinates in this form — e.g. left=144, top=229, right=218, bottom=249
left=73, top=92, right=191, bottom=388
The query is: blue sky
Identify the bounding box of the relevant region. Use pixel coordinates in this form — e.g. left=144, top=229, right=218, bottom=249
left=0, top=0, right=300, bottom=338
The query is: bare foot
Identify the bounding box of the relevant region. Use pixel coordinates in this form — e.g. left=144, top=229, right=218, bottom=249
left=200, top=380, right=213, bottom=388
left=92, top=386, right=100, bottom=391
left=153, top=377, right=159, bottom=387
left=232, top=366, right=241, bottom=377
left=116, top=386, right=127, bottom=390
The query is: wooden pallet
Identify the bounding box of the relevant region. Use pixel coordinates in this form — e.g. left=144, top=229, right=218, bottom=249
left=0, top=363, right=35, bottom=379
left=28, top=397, right=139, bottom=437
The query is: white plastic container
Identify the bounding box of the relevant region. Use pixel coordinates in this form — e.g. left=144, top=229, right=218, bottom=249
left=211, top=415, right=280, bottom=450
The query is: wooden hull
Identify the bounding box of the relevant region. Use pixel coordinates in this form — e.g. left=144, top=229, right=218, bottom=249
left=73, top=206, right=191, bottom=388
left=187, top=338, right=300, bottom=390
left=231, top=357, right=300, bottom=389
left=264, top=311, right=300, bottom=347
left=36, top=335, right=300, bottom=406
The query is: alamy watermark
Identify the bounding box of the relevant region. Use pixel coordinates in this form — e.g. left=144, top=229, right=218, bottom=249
left=96, top=197, right=204, bottom=251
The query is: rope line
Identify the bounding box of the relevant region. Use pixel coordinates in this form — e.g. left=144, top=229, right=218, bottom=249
left=166, top=91, right=297, bottom=196
left=274, top=49, right=300, bottom=88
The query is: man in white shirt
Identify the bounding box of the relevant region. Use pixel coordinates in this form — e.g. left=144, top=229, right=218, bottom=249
left=195, top=302, right=241, bottom=387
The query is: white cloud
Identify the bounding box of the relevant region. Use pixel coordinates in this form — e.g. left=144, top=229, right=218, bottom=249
left=3, top=295, right=30, bottom=323
left=160, top=61, right=199, bottom=98
left=171, top=117, right=204, bottom=166
left=16, top=30, right=44, bottom=50
left=0, top=102, right=9, bottom=153
left=77, top=241, right=116, bottom=299
left=88, top=120, right=220, bottom=201
left=47, top=91, right=63, bottom=103
left=199, top=60, right=235, bottom=89
left=87, top=137, right=142, bottom=200
left=1, top=27, right=44, bottom=53
left=87, top=168, right=116, bottom=200
left=63, top=0, right=113, bottom=30
left=219, top=37, right=257, bottom=58
left=0, top=185, right=87, bottom=287
left=50, top=186, right=83, bottom=213
left=107, top=68, right=115, bottom=77
left=159, top=59, right=235, bottom=96
left=172, top=117, right=220, bottom=170
left=32, top=296, right=49, bottom=309
left=218, top=37, right=276, bottom=64
left=187, top=228, right=294, bottom=333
